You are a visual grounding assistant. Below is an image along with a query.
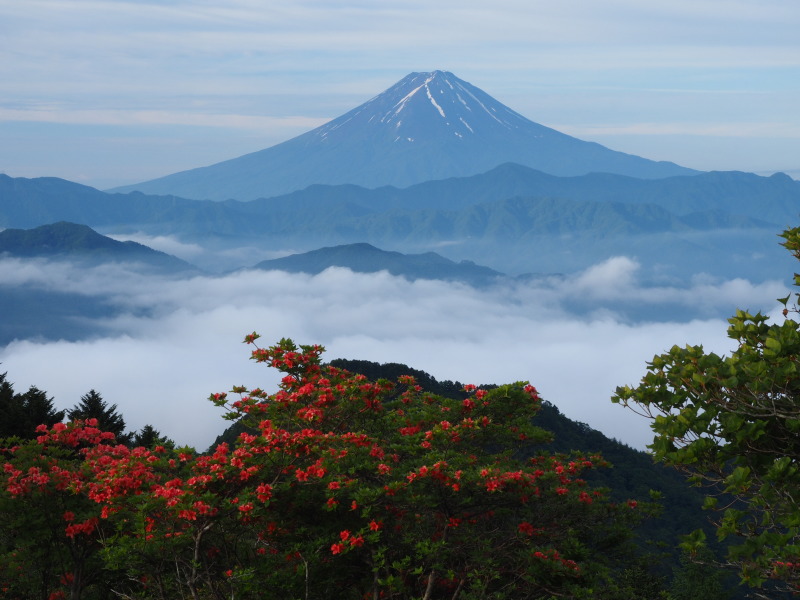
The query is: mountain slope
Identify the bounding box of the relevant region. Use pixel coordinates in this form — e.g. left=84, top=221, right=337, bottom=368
left=0, top=222, right=197, bottom=346
left=5, top=167, right=797, bottom=234
left=0, top=221, right=194, bottom=271
left=251, top=243, right=504, bottom=286
left=365, top=163, right=799, bottom=223
left=112, top=71, right=696, bottom=201
left=1, top=169, right=793, bottom=280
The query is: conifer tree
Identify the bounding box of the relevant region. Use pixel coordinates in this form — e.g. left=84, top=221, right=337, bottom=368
left=0, top=373, right=15, bottom=437
left=0, top=373, right=65, bottom=439
left=68, top=389, right=131, bottom=445
left=131, top=424, right=174, bottom=449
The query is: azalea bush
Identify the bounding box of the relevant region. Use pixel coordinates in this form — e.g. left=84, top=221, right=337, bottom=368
left=0, top=420, right=120, bottom=599
left=2, top=335, right=647, bottom=600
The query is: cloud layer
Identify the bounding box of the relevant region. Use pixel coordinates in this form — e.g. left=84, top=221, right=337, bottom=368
left=0, top=255, right=787, bottom=451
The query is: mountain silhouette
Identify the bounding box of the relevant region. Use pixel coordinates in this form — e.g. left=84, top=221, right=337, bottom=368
left=0, top=221, right=194, bottom=272
left=112, top=71, right=696, bottom=201
left=251, top=242, right=504, bottom=287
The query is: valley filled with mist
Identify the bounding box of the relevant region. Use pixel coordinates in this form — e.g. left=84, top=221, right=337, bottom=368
left=2, top=70, right=798, bottom=451
left=0, top=227, right=790, bottom=451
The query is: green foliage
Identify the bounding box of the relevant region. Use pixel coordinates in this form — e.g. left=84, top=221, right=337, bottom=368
left=669, top=547, right=731, bottom=600
left=0, top=372, right=65, bottom=439
left=330, top=357, right=727, bottom=579
left=614, top=225, right=800, bottom=595
left=596, top=556, right=671, bottom=600
left=1, top=337, right=654, bottom=599
left=68, top=389, right=131, bottom=445
left=131, top=423, right=174, bottom=449
left=0, top=424, right=117, bottom=599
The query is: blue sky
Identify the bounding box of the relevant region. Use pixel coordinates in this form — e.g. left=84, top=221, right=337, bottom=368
left=1, top=0, right=799, bottom=189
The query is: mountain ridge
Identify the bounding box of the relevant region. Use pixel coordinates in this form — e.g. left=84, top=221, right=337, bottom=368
left=0, top=221, right=195, bottom=272
left=0, top=222, right=197, bottom=346
left=251, top=242, right=505, bottom=287
left=2, top=167, right=796, bottom=279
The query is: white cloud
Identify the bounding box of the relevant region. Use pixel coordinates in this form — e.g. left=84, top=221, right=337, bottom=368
left=567, top=256, right=788, bottom=314
left=102, top=232, right=208, bottom=263
left=0, top=107, right=328, bottom=134
left=1, top=0, right=798, bottom=184
left=573, top=257, right=640, bottom=297
left=1, top=257, right=781, bottom=451
left=562, top=121, right=800, bottom=140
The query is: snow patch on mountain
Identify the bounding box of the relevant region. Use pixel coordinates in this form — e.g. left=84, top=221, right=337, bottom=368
left=426, top=85, right=446, bottom=118
left=112, top=69, right=698, bottom=200
left=390, top=84, right=425, bottom=120
left=310, top=70, right=538, bottom=144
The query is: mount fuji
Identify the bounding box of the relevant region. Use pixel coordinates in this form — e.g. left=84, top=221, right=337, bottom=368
left=113, top=70, right=697, bottom=201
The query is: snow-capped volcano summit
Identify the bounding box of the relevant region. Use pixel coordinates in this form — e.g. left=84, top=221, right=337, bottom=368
left=115, top=71, right=696, bottom=201
left=314, top=70, right=536, bottom=144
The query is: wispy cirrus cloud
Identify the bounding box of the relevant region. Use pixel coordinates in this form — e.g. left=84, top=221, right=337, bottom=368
left=0, top=107, right=328, bottom=133
left=1, top=0, right=798, bottom=184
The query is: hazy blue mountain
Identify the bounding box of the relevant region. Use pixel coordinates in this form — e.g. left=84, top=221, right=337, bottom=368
left=0, top=222, right=198, bottom=346
left=0, top=221, right=195, bottom=272
left=111, top=71, right=696, bottom=201
left=360, top=163, right=799, bottom=224
left=0, top=174, right=252, bottom=233
left=4, top=168, right=793, bottom=234
left=251, top=242, right=505, bottom=286
left=2, top=168, right=796, bottom=280
left=5, top=167, right=797, bottom=234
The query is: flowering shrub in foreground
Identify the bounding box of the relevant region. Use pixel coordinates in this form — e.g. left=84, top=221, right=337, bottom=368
left=2, top=336, right=645, bottom=599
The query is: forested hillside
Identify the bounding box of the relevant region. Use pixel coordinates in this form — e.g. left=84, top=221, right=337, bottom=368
left=1, top=338, right=741, bottom=600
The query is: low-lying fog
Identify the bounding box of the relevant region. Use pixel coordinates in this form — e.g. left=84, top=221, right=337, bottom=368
left=0, top=249, right=789, bottom=451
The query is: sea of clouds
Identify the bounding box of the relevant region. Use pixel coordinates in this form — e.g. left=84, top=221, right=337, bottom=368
left=0, top=249, right=789, bottom=452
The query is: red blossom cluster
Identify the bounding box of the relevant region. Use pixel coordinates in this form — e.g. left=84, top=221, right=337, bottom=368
left=0, top=336, right=643, bottom=600
left=532, top=548, right=581, bottom=574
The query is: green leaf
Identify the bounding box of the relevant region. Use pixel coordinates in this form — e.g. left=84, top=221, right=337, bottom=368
left=765, top=336, right=782, bottom=353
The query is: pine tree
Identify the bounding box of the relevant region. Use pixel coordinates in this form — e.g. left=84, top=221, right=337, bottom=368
left=131, top=424, right=174, bottom=449
left=0, top=373, right=65, bottom=439
left=68, top=389, right=131, bottom=445
left=0, top=372, right=16, bottom=437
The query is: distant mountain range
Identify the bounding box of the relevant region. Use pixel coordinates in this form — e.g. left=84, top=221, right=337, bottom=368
left=0, top=223, right=508, bottom=286
left=0, top=222, right=194, bottom=346
left=0, top=221, right=194, bottom=272
left=2, top=165, right=797, bottom=280
left=2, top=71, right=798, bottom=283
left=251, top=242, right=505, bottom=287
left=111, top=71, right=696, bottom=201
left=4, top=68, right=794, bottom=284
left=6, top=165, right=794, bottom=235
left=0, top=224, right=515, bottom=346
